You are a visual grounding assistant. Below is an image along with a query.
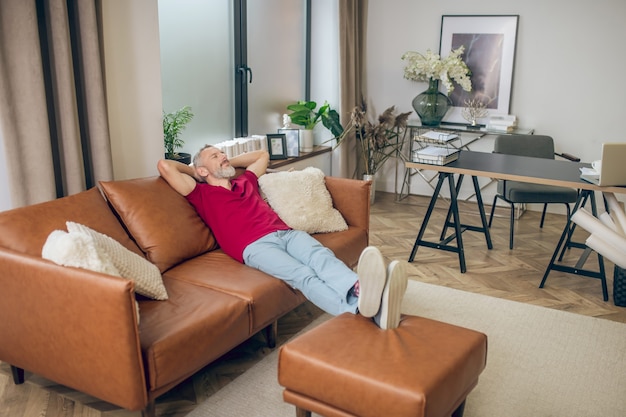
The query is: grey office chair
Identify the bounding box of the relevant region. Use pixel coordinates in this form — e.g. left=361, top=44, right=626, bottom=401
left=487, top=135, right=579, bottom=249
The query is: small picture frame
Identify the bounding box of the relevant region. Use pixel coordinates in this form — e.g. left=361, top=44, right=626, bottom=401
left=278, top=128, right=300, bottom=157
left=267, top=133, right=287, bottom=160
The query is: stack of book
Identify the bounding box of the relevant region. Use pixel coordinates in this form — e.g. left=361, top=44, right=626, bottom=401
left=416, top=130, right=459, bottom=144
left=214, top=135, right=267, bottom=158
left=486, top=115, right=517, bottom=132
left=412, top=145, right=459, bottom=165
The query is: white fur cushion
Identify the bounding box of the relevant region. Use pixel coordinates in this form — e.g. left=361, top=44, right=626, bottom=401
left=42, top=230, right=121, bottom=276
left=42, top=222, right=168, bottom=300
left=65, top=222, right=168, bottom=300
left=42, top=229, right=143, bottom=323
left=258, top=167, right=348, bottom=234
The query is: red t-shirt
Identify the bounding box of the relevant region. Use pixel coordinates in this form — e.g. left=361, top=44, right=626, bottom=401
left=186, top=170, right=290, bottom=263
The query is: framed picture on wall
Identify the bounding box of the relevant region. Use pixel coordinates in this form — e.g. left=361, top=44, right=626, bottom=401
left=267, top=134, right=288, bottom=160
left=278, top=128, right=300, bottom=157
left=439, top=15, right=519, bottom=124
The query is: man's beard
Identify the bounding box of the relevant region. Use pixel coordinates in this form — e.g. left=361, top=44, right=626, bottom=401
left=213, top=165, right=236, bottom=179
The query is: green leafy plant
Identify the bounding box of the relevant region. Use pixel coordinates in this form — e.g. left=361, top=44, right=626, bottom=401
left=286, top=100, right=344, bottom=138
left=163, top=105, right=194, bottom=158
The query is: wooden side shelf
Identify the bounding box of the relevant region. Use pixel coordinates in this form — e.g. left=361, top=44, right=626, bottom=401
left=268, top=146, right=331, bottom=169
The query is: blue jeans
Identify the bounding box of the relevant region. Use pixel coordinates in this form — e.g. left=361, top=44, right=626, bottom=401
left=242, top=230, right=358, bottom=316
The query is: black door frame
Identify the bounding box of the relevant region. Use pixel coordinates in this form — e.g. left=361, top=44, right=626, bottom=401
left=233, top=0, right=310, bottom=137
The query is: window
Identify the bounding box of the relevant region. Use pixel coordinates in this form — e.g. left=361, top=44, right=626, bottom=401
left=158, top=0, right=308, bottom=154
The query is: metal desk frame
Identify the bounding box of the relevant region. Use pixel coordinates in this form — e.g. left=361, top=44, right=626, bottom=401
left=406, top=150, right=626, bottom=301
left=397, top=123, right=534, bottom=201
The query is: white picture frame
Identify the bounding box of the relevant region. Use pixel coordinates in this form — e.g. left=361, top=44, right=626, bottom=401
left=278, top=128, right=300, bottom=157
left=439, top=15, right=519, bottom=125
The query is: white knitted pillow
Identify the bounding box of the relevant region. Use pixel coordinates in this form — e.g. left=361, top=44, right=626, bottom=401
left=258, top=167, right=348, bottom=234
left=66, top=222, right=168, bottom=300
left=42, top=230, right=121, bottom=276
left=42, top=229, right=142, bottom=323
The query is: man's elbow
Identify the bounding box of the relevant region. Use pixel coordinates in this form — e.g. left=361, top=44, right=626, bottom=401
left=157, top=159, right=169, bottom=176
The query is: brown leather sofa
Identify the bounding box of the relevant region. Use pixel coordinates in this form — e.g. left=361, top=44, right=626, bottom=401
left=0, top=175, right=371, bottom=417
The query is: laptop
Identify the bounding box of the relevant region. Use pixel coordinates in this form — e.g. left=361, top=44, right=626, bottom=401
left=580, top=142, right=626, bottom=186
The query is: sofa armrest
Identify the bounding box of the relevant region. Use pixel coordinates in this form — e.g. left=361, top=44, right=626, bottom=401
left=324, top=177, right=371, bottom=231
left=0, top=248, right=148, bottom=411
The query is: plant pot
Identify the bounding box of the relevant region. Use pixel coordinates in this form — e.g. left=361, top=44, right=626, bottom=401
left=363, top=174, right=376, bottom=204
left=165, top=152, right=192, bottom=165
left=299, top=129, right=314, bottom=152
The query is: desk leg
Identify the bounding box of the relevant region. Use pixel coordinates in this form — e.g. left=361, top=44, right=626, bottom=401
left=409, top=173, right=447, bottom=262
left=447, top=173, right=467, bottom=273
left=439, top=175, right=492, bottom=250
left=557, top=191, right=590, bottom=261
left=440, top=174, right=465, bottom=241
left=472, top=175, right=493, bottom=250
left=408, top=172, right=467, bottom=273
left=539, top=190, right=608, bottom=301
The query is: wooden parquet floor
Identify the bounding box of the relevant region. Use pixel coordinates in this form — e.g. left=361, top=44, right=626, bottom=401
left=371, top=192, right=625, bottom=323
left=1, top=191, right=625, bottom=416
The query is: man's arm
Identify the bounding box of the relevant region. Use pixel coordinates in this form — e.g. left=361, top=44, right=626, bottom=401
left=157, top=159, right=198, bottom=196
left=229, top=150, right=270, bottom=178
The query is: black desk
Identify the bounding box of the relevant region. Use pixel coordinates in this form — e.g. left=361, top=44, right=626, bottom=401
left=405, top=151, right=626, bottom=300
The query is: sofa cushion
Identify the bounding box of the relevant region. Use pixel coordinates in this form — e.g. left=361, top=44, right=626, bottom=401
left=66, top=222, right=168, bottom=300
left=258, top=167, right=348, bottom=234
left=138, top=277, right=250, bottom=391
left=99, top=177, right=218, bottom=272
left=0, top=187, right=143, bottom=258
left=313, top=227, right=369, bottom=270
left=162, top=250, right=305, bottom=334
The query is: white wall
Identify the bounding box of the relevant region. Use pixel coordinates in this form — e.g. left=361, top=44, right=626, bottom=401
left=367, top=0, right=626, bottom=205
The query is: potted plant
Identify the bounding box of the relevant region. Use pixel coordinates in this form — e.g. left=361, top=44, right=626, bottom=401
left=334, top=99, right=411, bottom=203
left=286, top=100, right=343, bottom=152
left=163, top=105, right=194, bottom=164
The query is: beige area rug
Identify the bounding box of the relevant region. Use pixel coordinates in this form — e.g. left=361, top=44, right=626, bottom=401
left=187, top=280, right=626, bottom=417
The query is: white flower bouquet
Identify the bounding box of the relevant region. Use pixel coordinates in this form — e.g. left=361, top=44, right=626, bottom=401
left=401, top=46, right=472, bottom=93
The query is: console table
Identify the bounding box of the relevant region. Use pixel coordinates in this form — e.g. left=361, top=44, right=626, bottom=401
left=397, top=122, right=534, bottom=201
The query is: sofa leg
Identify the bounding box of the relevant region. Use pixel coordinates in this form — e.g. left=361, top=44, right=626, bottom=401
left=10, top=365, right=24, bottom=384
left=264, top=320, right=278, bottom=348
left=141, top=399, right=156, bottom=417
left=451, top=399, right=466, bottom=417
left=296, top=406, right=311, bottom=417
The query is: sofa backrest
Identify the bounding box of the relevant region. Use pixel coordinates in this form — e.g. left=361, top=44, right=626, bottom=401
left=0, top=187, right=143, bottom=258
left=99, top=177, right=218, bottom=272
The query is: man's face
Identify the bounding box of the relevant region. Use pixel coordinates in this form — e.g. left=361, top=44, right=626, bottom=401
left=197, top=147, right=235, bottom=180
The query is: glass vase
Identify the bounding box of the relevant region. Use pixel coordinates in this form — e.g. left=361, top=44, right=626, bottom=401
left=412, top=78, right=452, bottom=127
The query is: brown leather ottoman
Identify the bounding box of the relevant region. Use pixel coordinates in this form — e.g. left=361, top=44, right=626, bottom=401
left=278, top=313, right=487, bottom=417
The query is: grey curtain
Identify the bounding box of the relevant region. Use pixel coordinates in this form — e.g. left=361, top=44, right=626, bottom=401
left=336, top=0, right=367, bottom=179
left=0, top=0, right=113, bottom=209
